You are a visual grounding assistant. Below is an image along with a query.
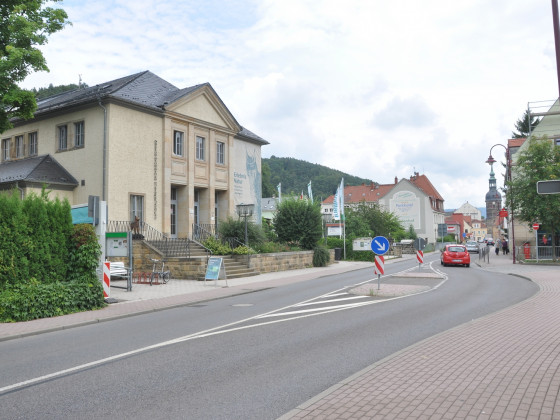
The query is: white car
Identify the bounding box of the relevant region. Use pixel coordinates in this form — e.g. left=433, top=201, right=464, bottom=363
left=465, top=241, right=480, bottom=253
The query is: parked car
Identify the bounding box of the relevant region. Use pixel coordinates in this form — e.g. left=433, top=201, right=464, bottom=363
left=465, top=241, right=479, bottom=253
left=441, top=244, right=471, bottom=267
left=484, top=238, right=495, bottom=246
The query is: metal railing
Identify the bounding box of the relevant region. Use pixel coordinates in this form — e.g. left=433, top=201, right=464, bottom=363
left=516, top=245, right=560, bottom=261
left=107, top=220, right=213, bottom=259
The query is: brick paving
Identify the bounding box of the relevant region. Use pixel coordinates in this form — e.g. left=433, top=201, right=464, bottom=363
left=279, top=256, right=560, bottom=420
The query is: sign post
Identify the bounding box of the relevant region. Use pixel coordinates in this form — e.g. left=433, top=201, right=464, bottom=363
left=371, top=236, right=389, bottom=290
left=533, top=223, right=540, bottom=262
left=414, top=238, right=426, bottom=270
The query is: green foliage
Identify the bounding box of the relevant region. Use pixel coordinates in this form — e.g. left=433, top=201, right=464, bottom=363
left=312, top=246, right=330, bottom=267
left=202, top=236, right=232, bottom=255
left=67, top=224, right=101, bottom=282
left=254, top=241, right=302, bottom=253
left=0, top=279, right=105, bottom=322
left=344, top=201, right=406, bottom=240
left=33, top=83, right=87, bottom=100
left=506, top=136, right=560, bottom=259
left=406, top=224, right=418, bottom=240
left=218, top=216, right=265, bottom=245
left=232, top=245, right=256, bottom=255
left=0, top=0, right=70, bottom=133
left=273, top=198, right=323, bottom=250
left=512, top=110, right=540, bottom=139
left=262, top=156, right=374, bottom=201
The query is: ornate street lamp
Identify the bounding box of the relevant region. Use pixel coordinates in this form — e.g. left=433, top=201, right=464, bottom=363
left=236, top=203, right=254, bottom=245
left=486, top=144, right=516, bottom=263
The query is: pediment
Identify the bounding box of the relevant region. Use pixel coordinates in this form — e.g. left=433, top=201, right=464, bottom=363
left=166, top=85, right=239, bottom=131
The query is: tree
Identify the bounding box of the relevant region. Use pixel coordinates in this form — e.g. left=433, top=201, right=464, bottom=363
left=0, top=0, right=69, bottom=133
left=511, top=110, right=540, bottom=139
left=273, top=198, right=323, bottom=250
left=506, top=136, right=560, bottom=260
left=344, top=201, right=406, bottom=241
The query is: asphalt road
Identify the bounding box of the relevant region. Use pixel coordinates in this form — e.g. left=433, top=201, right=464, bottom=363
left=0, top=255, right=538, bottom=419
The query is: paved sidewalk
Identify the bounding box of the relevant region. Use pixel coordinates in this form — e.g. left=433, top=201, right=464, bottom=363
left=0, top=259, right=390, bottom=341
left=280, top=252, right=560, bottom=420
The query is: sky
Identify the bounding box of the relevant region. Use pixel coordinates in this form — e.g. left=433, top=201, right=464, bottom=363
left=20, top=0, right=560, bottom=209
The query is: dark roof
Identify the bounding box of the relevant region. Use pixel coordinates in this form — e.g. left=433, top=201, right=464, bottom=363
left=0, top=155, right=78, bottom=187
left=31, top=71, right=268, bottom=145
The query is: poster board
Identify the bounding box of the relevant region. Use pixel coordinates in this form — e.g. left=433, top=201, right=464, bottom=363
left=205, top=257, right=227, bottom=285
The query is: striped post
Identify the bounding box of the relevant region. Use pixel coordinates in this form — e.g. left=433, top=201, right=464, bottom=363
left=416, top=250, right=424, bottom=264
left=103, top=261, right=110, bottom=298
left=374, top=255, right=385, bottom=275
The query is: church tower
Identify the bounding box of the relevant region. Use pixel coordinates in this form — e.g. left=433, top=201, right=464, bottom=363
left=485, top=164, right=502, bottom=225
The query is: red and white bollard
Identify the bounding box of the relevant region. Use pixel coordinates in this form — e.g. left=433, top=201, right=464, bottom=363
left=103, top=261, right=110, bottom=298
left=374, top=255, right=384, bottom=290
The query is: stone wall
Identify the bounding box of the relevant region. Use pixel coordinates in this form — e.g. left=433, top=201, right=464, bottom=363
left=107, top=245, right=337, bottom=280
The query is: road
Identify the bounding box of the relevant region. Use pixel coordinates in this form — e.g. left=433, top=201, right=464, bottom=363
left=0, top=254, right=538, bottom=419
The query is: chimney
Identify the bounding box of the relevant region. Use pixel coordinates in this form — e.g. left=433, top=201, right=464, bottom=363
left=394, top=176, right=398, bottom=184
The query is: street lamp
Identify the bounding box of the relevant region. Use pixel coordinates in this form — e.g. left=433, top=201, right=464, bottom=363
left=486, top=144, right=516, bottom=264
left=236, top=203, right=254, bottom=245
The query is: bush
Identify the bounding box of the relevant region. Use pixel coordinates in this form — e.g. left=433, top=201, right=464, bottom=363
left=312, top=246, right=330, bottom=267
left=68, top=224, right=101, bottom=282
left=218, top=217, right=266, bottom=246
left=0, top=279, right=106, bottom=322
left=202, top=236, right=232, bottom=255
left=232, top=245, right=256, bottom=255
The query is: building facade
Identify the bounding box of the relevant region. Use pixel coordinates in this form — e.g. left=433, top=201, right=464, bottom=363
left=0, top=71, right=268, bottom=238
left=321, top=173, right=446, bottom=244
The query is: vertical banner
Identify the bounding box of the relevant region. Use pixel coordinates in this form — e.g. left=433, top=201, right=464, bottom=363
left=103, top=261, right=110, bottom=298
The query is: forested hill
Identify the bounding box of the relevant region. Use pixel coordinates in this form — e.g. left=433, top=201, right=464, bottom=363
left=262, top=156, right=374, bottom=201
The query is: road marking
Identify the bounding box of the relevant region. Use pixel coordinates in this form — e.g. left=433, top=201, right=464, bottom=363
left=1, top=261, right=446, bottom=395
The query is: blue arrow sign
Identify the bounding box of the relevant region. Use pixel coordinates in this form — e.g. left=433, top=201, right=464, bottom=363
left=371, top=236, right=389, bottom=255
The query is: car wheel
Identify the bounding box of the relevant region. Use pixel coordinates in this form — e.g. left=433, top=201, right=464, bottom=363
left=466, top=264, right=470, bottom=267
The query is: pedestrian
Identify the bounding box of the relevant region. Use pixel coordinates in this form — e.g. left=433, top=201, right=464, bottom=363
left=495, top=238, right=501, bottom=255
left=502, top=238, right=508, bottom=255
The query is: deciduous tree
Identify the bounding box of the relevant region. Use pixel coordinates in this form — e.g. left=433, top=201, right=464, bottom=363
left=0, top=0, right=69, bottom=133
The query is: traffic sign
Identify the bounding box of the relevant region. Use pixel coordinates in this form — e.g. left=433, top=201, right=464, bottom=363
left=416, top=250, right=424, bottom=264
left=371, top=236, right=389, bottom=255
left=414, top=237, right=426, bottom=250
left=537, top=180, right=560, bottom=194
left=533, top=223, right=540, bottom=230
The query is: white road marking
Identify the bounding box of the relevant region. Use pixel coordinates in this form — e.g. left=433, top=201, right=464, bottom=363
left=1, top=261, right=446, bottom=395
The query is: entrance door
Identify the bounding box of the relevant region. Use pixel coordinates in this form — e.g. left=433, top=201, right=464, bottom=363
left=170, top=187, right=177, bottom=238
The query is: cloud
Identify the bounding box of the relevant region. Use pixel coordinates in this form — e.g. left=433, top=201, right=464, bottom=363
left=18, top=0, right=557, bottom=209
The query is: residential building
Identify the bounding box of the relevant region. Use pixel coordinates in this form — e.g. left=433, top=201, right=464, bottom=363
left=0, top=71, right=268, bottom=238
left=454, top=202, right=481, bottom=221
left=322, top=173, right=445, bottom=243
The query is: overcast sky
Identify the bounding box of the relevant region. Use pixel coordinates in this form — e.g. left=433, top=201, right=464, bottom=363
left=21, top=0, right=560, bottom=209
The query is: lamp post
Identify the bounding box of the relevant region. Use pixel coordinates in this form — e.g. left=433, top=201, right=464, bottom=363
left=236, top=203, right=254, bottom=245
left=486, top=144, right=516, bottom=264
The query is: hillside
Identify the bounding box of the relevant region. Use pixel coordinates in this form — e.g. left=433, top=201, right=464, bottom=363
left=262, top=156, right=374, bottom=201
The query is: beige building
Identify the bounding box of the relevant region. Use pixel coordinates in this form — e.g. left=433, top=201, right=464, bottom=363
left=0, top=71, right=268, bottom=238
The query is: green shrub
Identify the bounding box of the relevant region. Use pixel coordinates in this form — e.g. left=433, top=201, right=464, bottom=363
left=202, top=236, right=232, bottom=255
left=232, top=245, right=256, bottom=255
left=218, top=217, right=266, bottom=246
left=67, top=224, right=101, bottom=282
left=312, top=246, right=330, bottom=267
left=0, top=279, right=106, bottom=322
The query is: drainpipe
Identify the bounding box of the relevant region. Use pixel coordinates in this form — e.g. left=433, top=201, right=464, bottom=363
left=16, top=181, right=24, bottom=200
left=98, top=100, right=107, bottom=201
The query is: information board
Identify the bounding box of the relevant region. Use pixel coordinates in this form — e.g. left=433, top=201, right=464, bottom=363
left=205, top=257, right=226, bottom=281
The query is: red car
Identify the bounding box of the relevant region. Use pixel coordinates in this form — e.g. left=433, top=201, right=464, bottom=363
left=441, top=244, right=471, bottom=267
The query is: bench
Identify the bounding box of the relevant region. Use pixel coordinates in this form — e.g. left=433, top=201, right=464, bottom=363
left=108, top=261, right=132, bottom=279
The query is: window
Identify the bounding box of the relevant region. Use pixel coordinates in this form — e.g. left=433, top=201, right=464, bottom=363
left=28, top=132, right=38, bottom=156
left=1, top=138, right=9, bottom=161
left=216, top=141, right=225, bottom=164
left=173, top=130, right=184, bottom=156
left=15, top=135, right=24, bottom=158
left=556, top=138, right=560, bottom=147
left=58, top=125, right=68, bottom=150
left=196, top=136, right=205, bottom=161
left=74, top=121, right=84, bottom=147
left=130, top=195, right=144, bottom=223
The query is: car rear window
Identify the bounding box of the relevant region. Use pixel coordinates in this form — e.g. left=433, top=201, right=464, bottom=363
left=449, top=246, right=466, bottom=252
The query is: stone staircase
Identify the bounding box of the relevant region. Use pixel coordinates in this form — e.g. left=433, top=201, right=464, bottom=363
left=219, top=255, right=260, bottom=279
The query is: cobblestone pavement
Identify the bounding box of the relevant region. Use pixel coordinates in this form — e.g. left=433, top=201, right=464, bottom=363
left=279, top=255, right=560, bottom=420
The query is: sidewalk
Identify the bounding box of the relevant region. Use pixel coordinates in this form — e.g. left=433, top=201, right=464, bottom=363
left=0, top=258, right=392, bottom=342
left=280, top=253, right=560, bottom=420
